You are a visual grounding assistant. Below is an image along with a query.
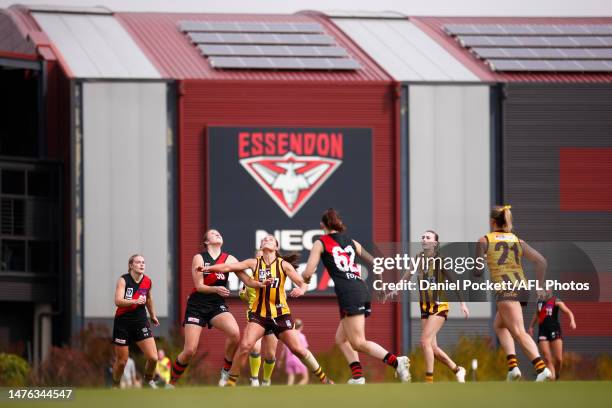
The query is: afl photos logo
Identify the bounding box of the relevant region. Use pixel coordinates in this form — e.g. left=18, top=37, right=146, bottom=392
left=238, top=131, right=343, bottom=218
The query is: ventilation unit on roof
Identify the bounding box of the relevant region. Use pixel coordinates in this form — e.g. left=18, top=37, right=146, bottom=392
left=443, top=23, right=612, bottom=72
left=178, top=21, right=361, bottom=71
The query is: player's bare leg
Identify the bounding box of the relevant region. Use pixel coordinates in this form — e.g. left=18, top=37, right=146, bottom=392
left=336, top=322, right=364, bottom=384
left=498, top=302, right=551, bottom=381
left=112, top=345, right=129, bottom=388
left=210, top=312, right=241, bottom=385
left=279, top=329, right=332, bottom=384
left=550, top=339, right=563, bottom=380
left=226, top=322, right=265, bottom=386
left=170, top=324, right=202, bottom=385
left=136, top=337, right=159, bottom=387
left=420, top=315, right=447, bottom=383
left=342, top=314, right=410, bottom=382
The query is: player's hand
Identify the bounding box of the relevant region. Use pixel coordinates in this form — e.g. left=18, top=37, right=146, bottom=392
left=261, top=278, right=273, bottom=287
left=289, top=287, right=305, bottom=298
left=570, top=320, right=577, bottom=330
left=528, top=327, right=534, bottom=336
left=215, top=286, right=230, bottom=297
left=135, top=296, right=146, bottom=305
left=302, top=274, right=312, bottom=285
left=151, top=315, right=160, bottom=326
left=460, top=302, right=470, bottom=319
left=196, top=265, right=210, bottom=273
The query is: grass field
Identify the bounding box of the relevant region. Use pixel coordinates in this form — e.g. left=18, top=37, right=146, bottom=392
left=2, top=382, right=611, bottom=408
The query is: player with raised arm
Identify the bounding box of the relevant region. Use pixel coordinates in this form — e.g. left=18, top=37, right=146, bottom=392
left=169, top=229, right=265, bottom=387
left=204, top=234, right=333, bottom=386
left=238, top=249, right=279, bottom=386
left=301, top=208, right=411, bottom=384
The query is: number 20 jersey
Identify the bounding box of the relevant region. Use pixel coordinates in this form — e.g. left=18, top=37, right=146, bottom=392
left=484, top=231, right=526, bottom=285
left=319, top=233, right=370, bottom=301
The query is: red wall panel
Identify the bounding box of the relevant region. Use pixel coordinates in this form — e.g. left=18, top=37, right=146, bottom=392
left=560, top=148, right=612, bottom=211
left=176, top=80, right=398, bottom=378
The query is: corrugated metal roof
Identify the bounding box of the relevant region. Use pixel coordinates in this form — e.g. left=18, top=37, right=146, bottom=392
left=116, top=12, right=389, bottom=82
left=412, top=16, right=612, bottom=83
left=333, top=18, right=480, bottom=82
left=32, top=12, right=160, bottom=79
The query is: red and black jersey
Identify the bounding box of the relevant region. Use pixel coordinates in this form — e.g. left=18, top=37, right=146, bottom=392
left=537, top=296, right=561, bottom=330
left=319, top=233, right=367, bottom=290
left=189, top=251, right=230, bottom=306
left=115, top=273, right=152, bottom=322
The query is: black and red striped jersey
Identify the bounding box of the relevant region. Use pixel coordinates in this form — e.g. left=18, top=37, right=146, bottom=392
left=319, top=233, right=365, bottom=287
left=537, top=296, right=561, bottom=328
left=189, top=251, right=230, bottom=305
left=115, top=273, right=152, bottom=321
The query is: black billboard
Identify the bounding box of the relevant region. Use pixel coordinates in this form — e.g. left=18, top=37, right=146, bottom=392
left=208, top=127, right=372, bottom=295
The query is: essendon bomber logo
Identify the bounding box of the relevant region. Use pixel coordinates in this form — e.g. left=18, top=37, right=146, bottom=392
left=238, top=131, right=343, bottom=218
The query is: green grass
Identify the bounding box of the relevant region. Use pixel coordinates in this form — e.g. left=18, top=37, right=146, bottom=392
left=2, top=382, right=611, bottom=408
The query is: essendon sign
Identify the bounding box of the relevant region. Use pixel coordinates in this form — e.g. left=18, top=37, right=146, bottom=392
left=238, top=131, right=344, bottom=217
left=208, top=127, right=372, bottom=295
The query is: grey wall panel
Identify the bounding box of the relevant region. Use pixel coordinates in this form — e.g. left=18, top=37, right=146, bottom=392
left=503, top=84, right=612, bottom=241
left=409, top=85, right=490, bottom=243
left=408, top=85, right=491, bottom=318
left=83, top=82, right=169, bottom=318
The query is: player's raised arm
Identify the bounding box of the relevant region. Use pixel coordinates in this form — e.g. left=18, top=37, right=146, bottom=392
left=302, top=240, right=323, bottom=284
left=283, top=260, right=308, bottom=297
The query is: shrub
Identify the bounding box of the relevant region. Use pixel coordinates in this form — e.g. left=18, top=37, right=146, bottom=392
left=0, top=353, right=30, bottom=386
left=596, top=354, right=612, bottom=380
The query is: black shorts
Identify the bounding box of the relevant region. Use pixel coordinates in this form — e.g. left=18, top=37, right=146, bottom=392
left=496, top=289, right=529, bottom=303
left=112, top=318, right=152, bottom=346
left=248, top=312, right=294, bottom=337
left=337, top=284, right=371, bottom=319
left=420, top=310, right=448, bottom=320
left=538, top=326, right=562, bottom=342
left=183, top=300, right=229, bottom=329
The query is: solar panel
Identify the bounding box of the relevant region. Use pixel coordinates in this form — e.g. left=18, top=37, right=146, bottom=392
left=179, top=21, right=324, bottom=33
left=182, top=20, right=359, bottom=71
left=473, top=47, right=612, bottom=60
left=198, top=44, right=348, bottom=57
left=189, top=32, right=336, bottom=45
left=459, top=35, right=612, bottom=48
left=488, top=59, right=612, bottom=72
left=209, top=56, right=360, bottom=70
left=445, top=23, right=612, bottom=36
left=446, top=22, right=612, bottom=73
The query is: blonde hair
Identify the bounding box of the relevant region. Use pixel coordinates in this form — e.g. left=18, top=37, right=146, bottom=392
left=490, top=205, right=513, bottom=233
left=128, top=254, right=143, bottom=273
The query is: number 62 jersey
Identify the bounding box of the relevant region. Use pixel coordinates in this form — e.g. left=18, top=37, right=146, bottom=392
left=319, top=233, right=370, bottom=302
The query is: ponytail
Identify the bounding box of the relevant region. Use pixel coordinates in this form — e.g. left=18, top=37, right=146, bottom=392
left=490, top=205, right=513, bottom=233
left=278, top=251, right=300, bottom=270
left=321, top=208, right=346, bottom=232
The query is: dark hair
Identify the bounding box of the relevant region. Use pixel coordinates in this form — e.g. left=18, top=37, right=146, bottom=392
left=321, top=208, right=345, bottom=232
left=490, top=206, right=513, bottom=233
left=280, top=252, right=300, bottom=270
left=200, top=229, right=217, bottom=251
left=264, top=235, right=301, bottom=269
